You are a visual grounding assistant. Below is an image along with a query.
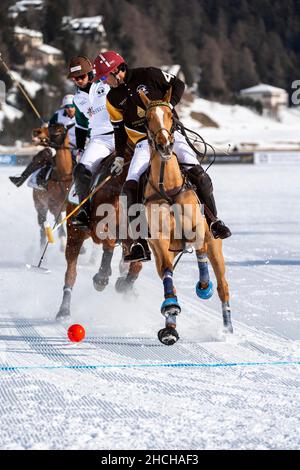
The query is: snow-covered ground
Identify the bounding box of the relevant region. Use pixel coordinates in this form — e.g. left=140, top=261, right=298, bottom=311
left=0, top=164, right=299, bottom=450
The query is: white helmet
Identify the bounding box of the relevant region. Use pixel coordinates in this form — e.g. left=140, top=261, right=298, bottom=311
left=62, top=94, right=75, bottom=108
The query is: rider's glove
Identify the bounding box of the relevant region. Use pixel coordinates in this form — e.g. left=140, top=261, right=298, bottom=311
left=111, top=156, right=125, bottom=176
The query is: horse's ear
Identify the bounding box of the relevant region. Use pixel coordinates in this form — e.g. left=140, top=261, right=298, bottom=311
left=164, top=87, right=172, bottom=103
left=139, top=90, right=150, bottom=107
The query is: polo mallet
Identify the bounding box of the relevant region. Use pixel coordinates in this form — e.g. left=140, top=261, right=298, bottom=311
left=0, top=52, right=45, bottom=124
left=44, top=174, right=112, bottom=243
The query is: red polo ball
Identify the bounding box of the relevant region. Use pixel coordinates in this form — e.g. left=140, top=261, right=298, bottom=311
left=67, top=324, right=85, bottom=342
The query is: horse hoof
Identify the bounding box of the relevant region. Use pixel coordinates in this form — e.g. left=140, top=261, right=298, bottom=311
left=56, top=308, right=71, bottom=322
left=93, top=273, right=109, bottom=292
left=158, top=327, right=179, bottom=346
left=196, top=280, right=213, bottom=299
left=115, top=276, right=133, bottom=293
left=161, top=297, right=181, bottom=316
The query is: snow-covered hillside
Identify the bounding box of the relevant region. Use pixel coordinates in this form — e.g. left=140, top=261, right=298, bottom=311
left=180, top=95, right=300, bottom=152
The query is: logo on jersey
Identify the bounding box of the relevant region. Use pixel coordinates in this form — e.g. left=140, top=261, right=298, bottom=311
left=137, top=106, right=146, bottom=118
left=136, top=84, right=149, bottom=95
left=97, top=87, right=105, bottom=96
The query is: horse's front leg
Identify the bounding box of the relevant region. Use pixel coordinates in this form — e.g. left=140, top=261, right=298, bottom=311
left=93, top=239, right=115, bottom=292
left=151, top=241, right=180, bottom=345
left=56, top=225, right=86, bottom=321
left=57, top=213, right=67, bottom=252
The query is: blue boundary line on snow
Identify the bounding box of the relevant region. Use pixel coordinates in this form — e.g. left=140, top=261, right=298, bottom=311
left=0, top=360, right=299, bottom=371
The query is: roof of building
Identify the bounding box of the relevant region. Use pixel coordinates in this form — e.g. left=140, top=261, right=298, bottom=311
left=240, top=83, right=287, bottom=95
left=9, top=1, right=43, bottom=13
left=14, top=26, right=43, bottom=38
left=62, top=16, right=105, bottom=34
left=37, top=44, right=62, bottom=55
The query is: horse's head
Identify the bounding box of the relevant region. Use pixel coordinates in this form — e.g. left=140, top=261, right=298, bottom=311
left=32, top=123, right=68, bottom=148
left=139, top=88, right=174, bottom=161
left=32, top=125, right=49, bottom=146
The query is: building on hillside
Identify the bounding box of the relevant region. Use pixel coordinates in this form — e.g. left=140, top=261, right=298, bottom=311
left=13, top=27, right=63, bottom=68
left=240, top=83, right=288, bottom=120
left=61, top=16, right=108, bottom=51
left=8, top=0, right=43, bottom=19
left=37, top=44, right=63, bottom=66
left=14, top=26, right=43, bottom=53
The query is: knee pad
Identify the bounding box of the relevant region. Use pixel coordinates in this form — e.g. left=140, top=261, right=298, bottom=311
left=188, top=166, right=213, bottom=195
left=74, top=163, right=92, bottom=182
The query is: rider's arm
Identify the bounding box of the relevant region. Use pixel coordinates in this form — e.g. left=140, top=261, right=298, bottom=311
left=150, top=67, right=185, bottom=108
left=106, top=96, right=127, bottom=156
left=74, top=103, right=89, bottom=151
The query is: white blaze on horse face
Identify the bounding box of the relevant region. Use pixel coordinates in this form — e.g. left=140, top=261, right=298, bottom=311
left=155, top=107, right=170, bottom=143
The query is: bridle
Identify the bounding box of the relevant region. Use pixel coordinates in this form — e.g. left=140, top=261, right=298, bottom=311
left=144, top=100, right=188, bottom=205
left=145, top=101, right=175, bottom=160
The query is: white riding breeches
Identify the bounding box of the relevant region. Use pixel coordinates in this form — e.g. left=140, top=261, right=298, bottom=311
left=126, top=131, right=199, bottom=182
left=80, top=134, right=115, bottom=175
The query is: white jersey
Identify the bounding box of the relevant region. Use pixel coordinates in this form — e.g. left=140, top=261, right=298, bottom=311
left=73, top=81, right=113, bottom=140
left=49, top=108, right=76, bottom=147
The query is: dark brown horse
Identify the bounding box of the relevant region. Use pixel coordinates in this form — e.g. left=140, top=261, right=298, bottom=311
left=31, top=124, right=73, bottom=251
left=56, top=149, right=143, bottom=321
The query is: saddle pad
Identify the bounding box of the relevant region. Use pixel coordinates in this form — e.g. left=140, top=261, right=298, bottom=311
left=27, top=168, right=46, bottom=191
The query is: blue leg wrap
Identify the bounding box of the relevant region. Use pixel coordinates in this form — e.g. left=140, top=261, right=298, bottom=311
left=163, top=268, right=175, bottom=298
left=196, top=280, right=213, bottom=299
left=196, top=253, right=213, bottom=299
left=161, top=269, right=181, bottom=315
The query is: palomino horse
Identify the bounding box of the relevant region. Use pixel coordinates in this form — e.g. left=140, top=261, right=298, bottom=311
left=56, top=149, right=143, bottom=321
left=32, top=124, right=73, bottom=251
left=139, top=89, right=233, bottom=345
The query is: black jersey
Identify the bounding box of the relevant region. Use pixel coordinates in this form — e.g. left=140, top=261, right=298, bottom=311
left=106, top=67, right=185, bottom=153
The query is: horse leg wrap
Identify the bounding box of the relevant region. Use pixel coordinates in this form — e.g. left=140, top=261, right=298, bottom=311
left=222, top=301, right=233, bottom=333
left=99, top=249, right=113, bottom=277
left=196, top=253, right=210, bottom=284
left=163, top=268, right=175, bottom=298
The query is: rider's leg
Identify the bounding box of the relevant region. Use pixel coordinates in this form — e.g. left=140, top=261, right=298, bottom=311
left=9, top=148, right=54, bottom=187
left=72, top=137, right=114, bottom=230
left=122, top=140, right=151, bottom=262
left=174, top=131, right=231, bottom=240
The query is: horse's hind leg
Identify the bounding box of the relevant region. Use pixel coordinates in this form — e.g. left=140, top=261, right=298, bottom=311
left=92, top=240, right=114, bottom=292
left=56, top=225, right=86, bottom=321
left=206, top=236, right=233, bottom=333
left=36, top=205, right=48, bottom=248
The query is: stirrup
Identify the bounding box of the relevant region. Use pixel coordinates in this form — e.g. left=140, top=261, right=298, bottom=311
left=72, top=208, right=90, bottom=231
left=123, top=242, right=151, bottom=263
left=210, top=219, right=232, bottom=240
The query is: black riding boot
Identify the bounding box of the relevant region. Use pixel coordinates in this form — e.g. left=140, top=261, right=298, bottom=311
left=72, top=163, right=92, bottom=231
left=122, top=180, right=151, bottom=262
left=9, top=148, right=52, bottom=187
left=187, top=166, right=231, bottom=239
